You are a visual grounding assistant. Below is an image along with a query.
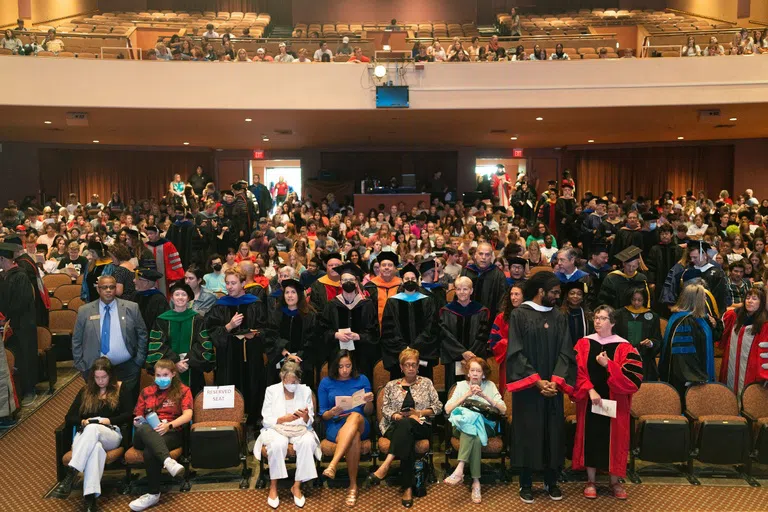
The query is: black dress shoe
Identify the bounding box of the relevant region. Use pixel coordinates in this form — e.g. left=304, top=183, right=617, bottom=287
left=84, top=494, right=98, bottom=512
left=401, top=498, right=414, bottom=508
left=52, top=468, right=77, bottom=498
left=363, top=473, right=382, bottom=490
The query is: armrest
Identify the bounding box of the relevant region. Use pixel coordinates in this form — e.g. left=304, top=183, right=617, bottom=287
left=180, top=422, right=191, bottom=458
left=683, top=410, right=697, bottom=424
left=55, top=421, right=72, bottom=481
left=742, top=410, right=758, bottom=424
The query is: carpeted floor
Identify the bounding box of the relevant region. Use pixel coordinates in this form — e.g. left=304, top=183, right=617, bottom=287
left=4, top=376, right=768, bottom=512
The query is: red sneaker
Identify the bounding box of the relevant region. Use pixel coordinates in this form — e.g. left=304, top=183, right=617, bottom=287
left=611, top=483, right=627, bottom=500
left=584, top=482, right=597, bottom=499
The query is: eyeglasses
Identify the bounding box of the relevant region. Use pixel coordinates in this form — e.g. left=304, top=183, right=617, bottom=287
left=98, top=285, right=116, bottom=290
left=402, top=362, right=419, bottom=369
left=594, top=315, right=611, bottom=321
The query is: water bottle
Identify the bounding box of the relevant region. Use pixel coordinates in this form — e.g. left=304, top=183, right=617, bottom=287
left=145, top=411, right=161, bottom=429
left=413, top=459, right=426, bottom=497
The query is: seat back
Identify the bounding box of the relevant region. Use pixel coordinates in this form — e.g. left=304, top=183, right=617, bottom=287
left=49, top=297, right=64, bottom=311
left=373, top=359, right=388, bottom=392
left=67, top=297, right=86, bottom=311
left=433, top=362, right=445, bottom=393
left=375, top=386, right=386, bottom=422
left=193, top=388, right=245, bottom=424
left=631, top=381, right=681, bottom=417
left=446, top=289, right=456, bottom=302
left=43, top=273, right=72, bottom=292
left=48, top=309, right=78, bottom=334
left=742, top=382, right=768, bottom=420
left=685, top=382, right=739, bottom=418
left=37, top=326, right=53, bottom=351
left=53, top=284, right=82, bottom=305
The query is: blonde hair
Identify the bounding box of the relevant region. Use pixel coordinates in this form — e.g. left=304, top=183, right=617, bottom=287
left=671, top=284, right=708, bottom=318
left=224, top=266, right=246, bottom=282
left=399, top=348, right=420, bottom=365
left=454, top=276, right=473, bottom=289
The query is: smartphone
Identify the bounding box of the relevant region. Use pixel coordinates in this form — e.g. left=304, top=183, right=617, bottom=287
left=88, top=418, right=100, bottom=424
left=400, top=407, right=412, bottom=414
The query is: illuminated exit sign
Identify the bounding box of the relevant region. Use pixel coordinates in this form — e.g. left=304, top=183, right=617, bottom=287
left=513, top=148, right=524, bottom=158
left=253, top=150, right=265, bottom=159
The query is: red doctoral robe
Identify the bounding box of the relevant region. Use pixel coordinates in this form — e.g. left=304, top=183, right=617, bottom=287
left=718, top=308, right=768, bottom=396
left=489, top=311, right=509, bottom=391
left=491, top=172, right=511, bottom=209
left=572, top=334, right=642, bottom=477
left=147, top=239, right=185, bottom=295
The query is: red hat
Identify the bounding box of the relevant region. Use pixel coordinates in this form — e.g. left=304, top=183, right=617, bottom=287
left=15, top=225, right=26, bottom=231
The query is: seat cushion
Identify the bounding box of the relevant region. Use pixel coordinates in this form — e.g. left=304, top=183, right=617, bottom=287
left=565, top=414, right=576, bottom=424
left=638, top=413, right=687, bottom=424
left=124, top=446, right=183, bottom=465
left=697, top=414, right=746, bottom=424
left=450, top=436, right=504, bottom=454
left=191, top=420, right=242, bottom=440
left=320, top=439, right=371, bottom=458
left=63, top=446, right=124, bottom=466
left=378, top=437, right=430, bottom=455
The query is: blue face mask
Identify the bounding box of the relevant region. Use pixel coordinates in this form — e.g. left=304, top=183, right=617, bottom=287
left=155, top=376, right=172, bottom=389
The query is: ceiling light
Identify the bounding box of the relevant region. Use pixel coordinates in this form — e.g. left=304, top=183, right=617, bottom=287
left=245, top=118, right=252, bottom=122
left=588, top=139, right=595, bottom=143
left=92, top=140, right=99, bottom=143
left=535, top=117, right=543, bottom=121
left=730, top=117, right=737, bottom=121
left=374, top=65, right=387, bottom=78
left=44, top=120, right=52, bottom=124
left=262, top=136, right=270, bottom=142
left=677, top=136, right=684, bottom=140
left=510, top=136, right=518, bottom=140
left=183, top=142, right=190, bottom=145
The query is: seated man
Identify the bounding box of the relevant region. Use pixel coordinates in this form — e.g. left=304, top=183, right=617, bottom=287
left=336, top=36, right=353, bottom=56
left=313, top=41, right=334, bottom=62
left=254, top=48, right=274, bottom=62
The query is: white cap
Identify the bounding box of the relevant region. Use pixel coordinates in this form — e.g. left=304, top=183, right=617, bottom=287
left=278, top=42, right=286, bottom=48
left=276, top=226, right=286, bottom=233
left=257, top=47, right=265, bottom=54
left=343, top=36, right=349, bottom=43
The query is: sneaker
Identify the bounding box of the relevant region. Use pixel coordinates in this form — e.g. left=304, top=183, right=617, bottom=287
left=163, top=457, right=185, bottom=478
left=21, top=393, right=38, bottom=407
left=129, top=493, right=160, bottom=511
left=544, top=483, right=563, bottom=501
left=519, top=486, right=534, bottom=504
left=584, top=482, right=597, bottom=499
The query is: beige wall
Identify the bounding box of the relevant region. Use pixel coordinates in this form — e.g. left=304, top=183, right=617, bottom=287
left=0, top=2, right=18, bottom=28
left=666, top=0, right=738, bottom=22
left=748, top=0, right=768, bottom=23
left=31, top=0, right=98, bottom=24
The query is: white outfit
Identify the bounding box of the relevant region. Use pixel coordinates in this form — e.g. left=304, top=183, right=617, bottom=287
left=254, top=383, right=320, bottom=482
left=68, top=424, right=123, bottom=496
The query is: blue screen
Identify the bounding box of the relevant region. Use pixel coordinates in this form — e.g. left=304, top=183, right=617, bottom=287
left=376, top=86, right=409, bottom=108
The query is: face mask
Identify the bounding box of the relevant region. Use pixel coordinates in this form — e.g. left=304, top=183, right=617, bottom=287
left=212, top=263, right=222, bottom=272
left=342, top=281, right=357, bottom=293
left=649, top=222, right=657, bottom=230
left=155, top=376, right=172, bottom=389
left=403, top=280, right=418, bottom=292
left=284, top=383, right=297, bottom=393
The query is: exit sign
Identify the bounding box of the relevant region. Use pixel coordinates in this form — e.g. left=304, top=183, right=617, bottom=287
left=252, top=150, right=265, bottom=159
left=513, top=148, right=524, bottom=158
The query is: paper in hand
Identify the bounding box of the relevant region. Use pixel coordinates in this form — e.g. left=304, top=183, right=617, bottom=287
left=591, top=399, right=617, bottom=418
left=338, top=327, right=355, bottom=350
left=334, top=389, right=367, bottom=411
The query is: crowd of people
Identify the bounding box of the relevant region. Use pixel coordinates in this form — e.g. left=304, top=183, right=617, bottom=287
left=0, top=163, right=766, bottom=510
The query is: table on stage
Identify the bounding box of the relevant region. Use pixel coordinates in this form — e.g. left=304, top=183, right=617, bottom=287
left=354, top=193, right=431, bottom=213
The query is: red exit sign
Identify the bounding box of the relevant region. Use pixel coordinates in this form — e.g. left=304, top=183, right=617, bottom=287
left=253, top=150, right=265, bottom=159
left=513, top=148, right=524, bottom=158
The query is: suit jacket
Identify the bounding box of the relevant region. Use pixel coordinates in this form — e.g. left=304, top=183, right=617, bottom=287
left=72, top=298, right=148, bottom=373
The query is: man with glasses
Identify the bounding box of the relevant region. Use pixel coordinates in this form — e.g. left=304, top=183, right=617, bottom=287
left=72, top=275, right=148, bottom=405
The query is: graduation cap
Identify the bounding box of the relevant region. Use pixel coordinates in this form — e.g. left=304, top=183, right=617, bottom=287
left=614, top=245, right=642, bottom=264
left=595, top=198, right=609, bottom=206
left=376, top=251, right=399, bottom=266
left=136, top=266, right=163, bottom=281
left=35, top=243, right=48, bottom=253
left=4, top=236, right=22, bottom=246
left=169, top=281, right=194, bottom=301
left=689, top=240, right=711, bottom=254
left=507, top=256, right=527, bottom=267
left=87, top=240, right=108, bottom=258
left=323, top=252, right=343, bottom=264
left=280, top=278, right=304, bottom=295
left=145, top=225, right=159, bottom=233
left=419, top=259, right=436, bottom=275
left=399, top=262, right=419, bottom=278
left=561, top=281, right=588, bottom=295
left=0, top=242, right=20, bottom=259
left=642, top=210, right=659, bottom=221
left=122, top=226, right=140, bottom=238
left=561, top=181, right=574, bottom=189
left=336, top=262, right=364, bottom=281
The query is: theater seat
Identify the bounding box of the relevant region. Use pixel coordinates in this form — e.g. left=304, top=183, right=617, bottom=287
left=740, top=383, right=768, bottom=475
left=320, top=439, right=372, bottom=457
left=124, top=446, right=183, bottom=465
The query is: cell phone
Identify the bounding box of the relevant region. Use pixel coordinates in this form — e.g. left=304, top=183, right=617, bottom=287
left=88, top=418, right=100, bottom=424
left=400, top=407, right=412, bottom=413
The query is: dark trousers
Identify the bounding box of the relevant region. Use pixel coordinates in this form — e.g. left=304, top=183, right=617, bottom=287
left=519, top=467, right=558, bottom=489
left=133, top=423, right=183, bottom=494
left=6, top=333, right=38, bottom=396
left=384, top=418, right=432, bottom=489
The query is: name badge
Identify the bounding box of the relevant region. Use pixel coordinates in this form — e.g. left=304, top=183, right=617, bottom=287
left=89, top=315, right=100, bottom=321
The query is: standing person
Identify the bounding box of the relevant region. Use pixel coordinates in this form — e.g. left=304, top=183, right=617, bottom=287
left=249, top=173, right=273, bottom=217
left=506, top=271, right=575, bottom=504
left=491, top=165, right=512, bottom=210
left=187, top=165, right=211, bottom=198
left=204, top=267, right=274, bottom=423
left=611, top=211, right=645, bottom=261
left=646, top=224, right=682, bottom=315
left=613, top=288, right=662, bottom=380
left=662, top=241, right=728, bottom=320
left=419, top=259, right=447, bottom=310
left=128, top=359, right=191, bottom=512
left=184, top=265, right=217, bottom=315
left=0, top=242, right=38, bottom=407
left=71, top=275, right=148, bottom=405
left=274, top=177, right=289, bottom=207
left=555, top=183, right=578, bottom=246
left=439, top=276, right=491, bottom=396
left=572, top=306, right=642, bottom=501
left=144, top=226, right=184, bottom=296
left=364, top=252, right=402, bottom=327
left=308, top=253, right=343, bottom=312
left=719, top=287, right=768, bottom=396
left=581, top=245, right=611, bottom=310
left=598, top=246, right=650, bottom=310
left=460, top=242, right=508, bottom=322
left=10, top=235, right=49, bottom=327
left=489, top=284, right=524, bottom=391
left=561, top=282, right=593, bottom=343
left=133, top=267, right=170, bottom=336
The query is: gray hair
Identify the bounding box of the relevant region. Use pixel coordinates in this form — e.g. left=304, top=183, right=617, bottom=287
left=280, top=360, right=303, bottom=382
left=279, top=265, right=297, bottom=279
left=594, top=305, right=616, bottom=324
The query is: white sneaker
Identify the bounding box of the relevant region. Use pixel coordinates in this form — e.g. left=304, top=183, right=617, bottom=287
left=163, top=457, right=185, bottom=477
left=129, top=493, right=160, bottom=511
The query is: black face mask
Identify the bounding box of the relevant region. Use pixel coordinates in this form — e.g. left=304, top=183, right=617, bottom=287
left=341, top=282, right=357, bottom=293
left=403, top=281, right=418, bottom=292
left=212, top=263, right=222, bottom=272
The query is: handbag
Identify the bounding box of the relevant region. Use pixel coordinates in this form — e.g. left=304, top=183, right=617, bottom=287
left=272, top=423, right=308, bottom=438
left=462, top=398, right=504, bottom=423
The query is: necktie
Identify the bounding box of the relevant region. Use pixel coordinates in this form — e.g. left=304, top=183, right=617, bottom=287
left=101, top=304, right=111, bottom=355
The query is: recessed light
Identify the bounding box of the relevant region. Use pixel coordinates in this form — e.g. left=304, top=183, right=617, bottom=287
left=588, top=139, right=595, bottom=143
left=535, top=117, right=543, bottom=121
left=245, top=118, right=252, bottom=122
left=93, top=140, right=99, bottom=143
left=730, top=117, right=737, bottom=121
left=677, top=136, right=684, bottom=140
left=44, top=120, right=52, bottom=124
left=510, top=136, right=518, bottom=140
left=262, top=137, right=270, bottom=142
left=183, top=142, right=190, bottom=145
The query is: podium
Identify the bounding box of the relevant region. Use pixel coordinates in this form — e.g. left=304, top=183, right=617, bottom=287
left=366, top=30, right=408, bottom=51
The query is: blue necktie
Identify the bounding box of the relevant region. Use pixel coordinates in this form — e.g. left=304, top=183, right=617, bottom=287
left=101, top=304, right=111, bottom=355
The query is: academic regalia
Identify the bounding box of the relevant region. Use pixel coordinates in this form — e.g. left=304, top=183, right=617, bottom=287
left=145, top=235, right=185, bottom=295
left=265, top=306, right=318, bottom=388
left=135, top=289, right=170, bottom=336
left=718, top=308, right=768, bottom=396
left=614, top=306, right=662, bottom=380
left=492, top=170, right=512, bottom=209
left=146, top=309, right=215, bottom=396
left=506, top=302, right=576, bottom=473
left=659, top=311, right=717, bottom=396
left=598, top=271, right=650, bottom=310
left=555, top=196, right=578, bottom=245
left=646, top=242, right=683, bottom=313
left=460, top=263, right=508, bottom=322
left=267, top=286, right=283, bottom=311
left=308, top=275, right=342, bottom=312
left=420, top=282, right=447, bottom=311
left=598, top=219, right=623, bottom=249
left=661, top=262, right=728, bottom=318
left=319, top=294, right=380, bottom=379
left=555, top=268, right=590, bottom=285
left=0, top=265, right=38, bottom=397
left=204, top=293, right=273, bottom=422
left=166, top=219, right=196, bottom=269
left=244, top=282, right=267, bottom=302
left=581, top=262, right=611, bottom=310
left=14, top=252, right=48, bottom=327
left=572, top=334, right=642, bottom=478
left=380, top=292, right=438, bottom=380
left=363, top=275, right=402, bottom=327
left=611, top=227, right=644, bottom=261
left=0, top=328, right=17, bottom=419
left=538, top=198, right=559, bottom=239
left=565, top=306, right=593, bottom=344
left=489, top=311, right=511, bottom=391
left=439, top=300, right=490, bottom=394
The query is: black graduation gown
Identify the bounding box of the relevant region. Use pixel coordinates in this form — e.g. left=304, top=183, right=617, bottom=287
left=14, top=253, right=47, bottom=327
left=565, top=307, right=593, bottom=344
left=460, top=264, right=508, bottom=322
left=420, top=282, right=447, bottom=311
left=614, top=307, right=662, bottom=380
left=506, top=304, right=576, bottom=472
left=308, top=277, right=342, bottom=314
left=319, top=296, right=380, bottom=379
left=380, top=293, right=438, bottom=377
left=646, top=243, right=682, bottom=312
left=204, top=294, right=274, bottom=422
left=555, top=197, right=577, bottom=245
left=134, top=289, right=170, bottom=336
left=659, top=312, right=716, bottom=397
left=265, top=307, right=317, bottom=387
left=581, top=262, right=611, bottom=311
left=610, top=227, right=644, bottom=261
left=0, top=266, right=38, bottom=395
left=166, top=220, right=195, bottom=269
left=661, top=263, right=728, bottom=319
left=598, top=271, right=650, bottom=310
left=439, top=300, right=490, bottom=391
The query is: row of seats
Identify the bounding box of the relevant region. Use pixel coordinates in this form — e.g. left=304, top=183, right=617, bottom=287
left=292, top=21, right=480, bottom=39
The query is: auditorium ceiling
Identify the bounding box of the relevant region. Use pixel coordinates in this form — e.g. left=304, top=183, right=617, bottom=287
left=0, top=103, right=764, bottom=150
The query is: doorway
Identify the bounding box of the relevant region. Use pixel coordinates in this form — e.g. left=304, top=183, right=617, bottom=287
left=249, top=159, right=302, bottom=216
left=476, top=158, right=526, bottom=180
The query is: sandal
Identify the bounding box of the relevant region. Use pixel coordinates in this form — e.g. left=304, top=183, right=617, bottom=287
left=611, top=482, right=627, bottom=500
left=346, top=488, right=358, bottom=507
left=584, top=481, right=597, bottom=499
left=322, top=465, right=337, bottom=480
left=443, top=472, right=464, bottom=485
left=471, top=483, right=482, bottom=504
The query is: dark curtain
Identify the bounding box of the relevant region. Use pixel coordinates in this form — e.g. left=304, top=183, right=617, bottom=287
left=145, top=0, right=264, bottom=12
left=572, top=145, right=734, bottom=201
left=39, top=149, right=213, bottom=204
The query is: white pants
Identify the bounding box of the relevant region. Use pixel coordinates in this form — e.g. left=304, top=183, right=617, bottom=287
left=68, top=423, right=122, bottom=496
left=257, top=429, right=318, bottom=482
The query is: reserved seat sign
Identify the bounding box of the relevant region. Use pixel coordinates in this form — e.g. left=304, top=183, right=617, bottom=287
left=203, top=385, right=236, bottom=409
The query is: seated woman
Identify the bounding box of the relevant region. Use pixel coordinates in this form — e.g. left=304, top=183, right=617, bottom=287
left=58, top=357, right=132, bottom=510
left=255, top=361, right=320, bottom=509
left=443, top=357, right=505, bottom=504
left=235, top=241, right=257, bottom=264
left=128, top=359, right=192, bottom=512
left=317, top=350, right=374, bottom=507
left=365, top=348, right=442, bottom=508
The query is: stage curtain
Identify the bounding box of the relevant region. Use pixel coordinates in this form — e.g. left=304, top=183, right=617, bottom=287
left=572, top=145, right=734, bottom=200
left=39, top=149, right=213, bottom=205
